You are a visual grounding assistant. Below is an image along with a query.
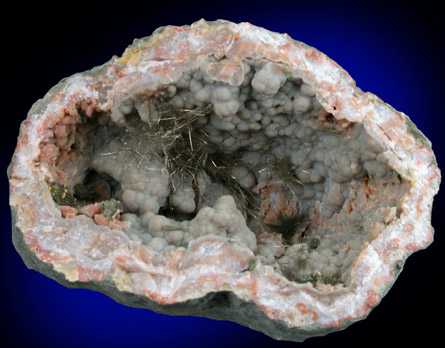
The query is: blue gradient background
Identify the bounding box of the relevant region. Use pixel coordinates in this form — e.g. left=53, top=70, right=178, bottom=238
left=2, top=1, right=443, bottom=347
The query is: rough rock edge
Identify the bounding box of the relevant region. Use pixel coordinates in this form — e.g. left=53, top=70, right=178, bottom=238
left=10, top=203, right=358, bottom=342
left=8, top=19, right=440, bottom=341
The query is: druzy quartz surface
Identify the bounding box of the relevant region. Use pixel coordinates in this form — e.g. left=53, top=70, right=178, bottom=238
left=8, top=20, right=440, bottom=342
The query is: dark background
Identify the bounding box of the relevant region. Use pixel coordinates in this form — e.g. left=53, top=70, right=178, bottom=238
left=2, top=1, right=443, bottom=347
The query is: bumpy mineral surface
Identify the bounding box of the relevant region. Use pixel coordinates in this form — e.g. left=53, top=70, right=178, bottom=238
left=9, top=20, right=440, bottom=341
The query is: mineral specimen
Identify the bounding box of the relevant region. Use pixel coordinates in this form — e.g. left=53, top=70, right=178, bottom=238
left=8, top=20, right=440, bottom=341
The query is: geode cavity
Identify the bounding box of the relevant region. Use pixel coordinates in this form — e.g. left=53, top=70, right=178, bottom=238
left=8, top=20, right=440, bottom=341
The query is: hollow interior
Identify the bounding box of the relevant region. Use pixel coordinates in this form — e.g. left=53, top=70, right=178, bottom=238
left=40, top=59, right=407, bottom=287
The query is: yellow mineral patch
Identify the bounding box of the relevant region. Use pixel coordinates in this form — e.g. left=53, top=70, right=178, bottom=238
left=52, top=260, right=79, bottom=282
left=111, top=267, right=133, bottom=292
left=119, top=48, right=142, bottom=66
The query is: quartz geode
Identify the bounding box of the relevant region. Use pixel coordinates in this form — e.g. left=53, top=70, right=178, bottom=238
left=9, top=20, right=440, bottom=341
